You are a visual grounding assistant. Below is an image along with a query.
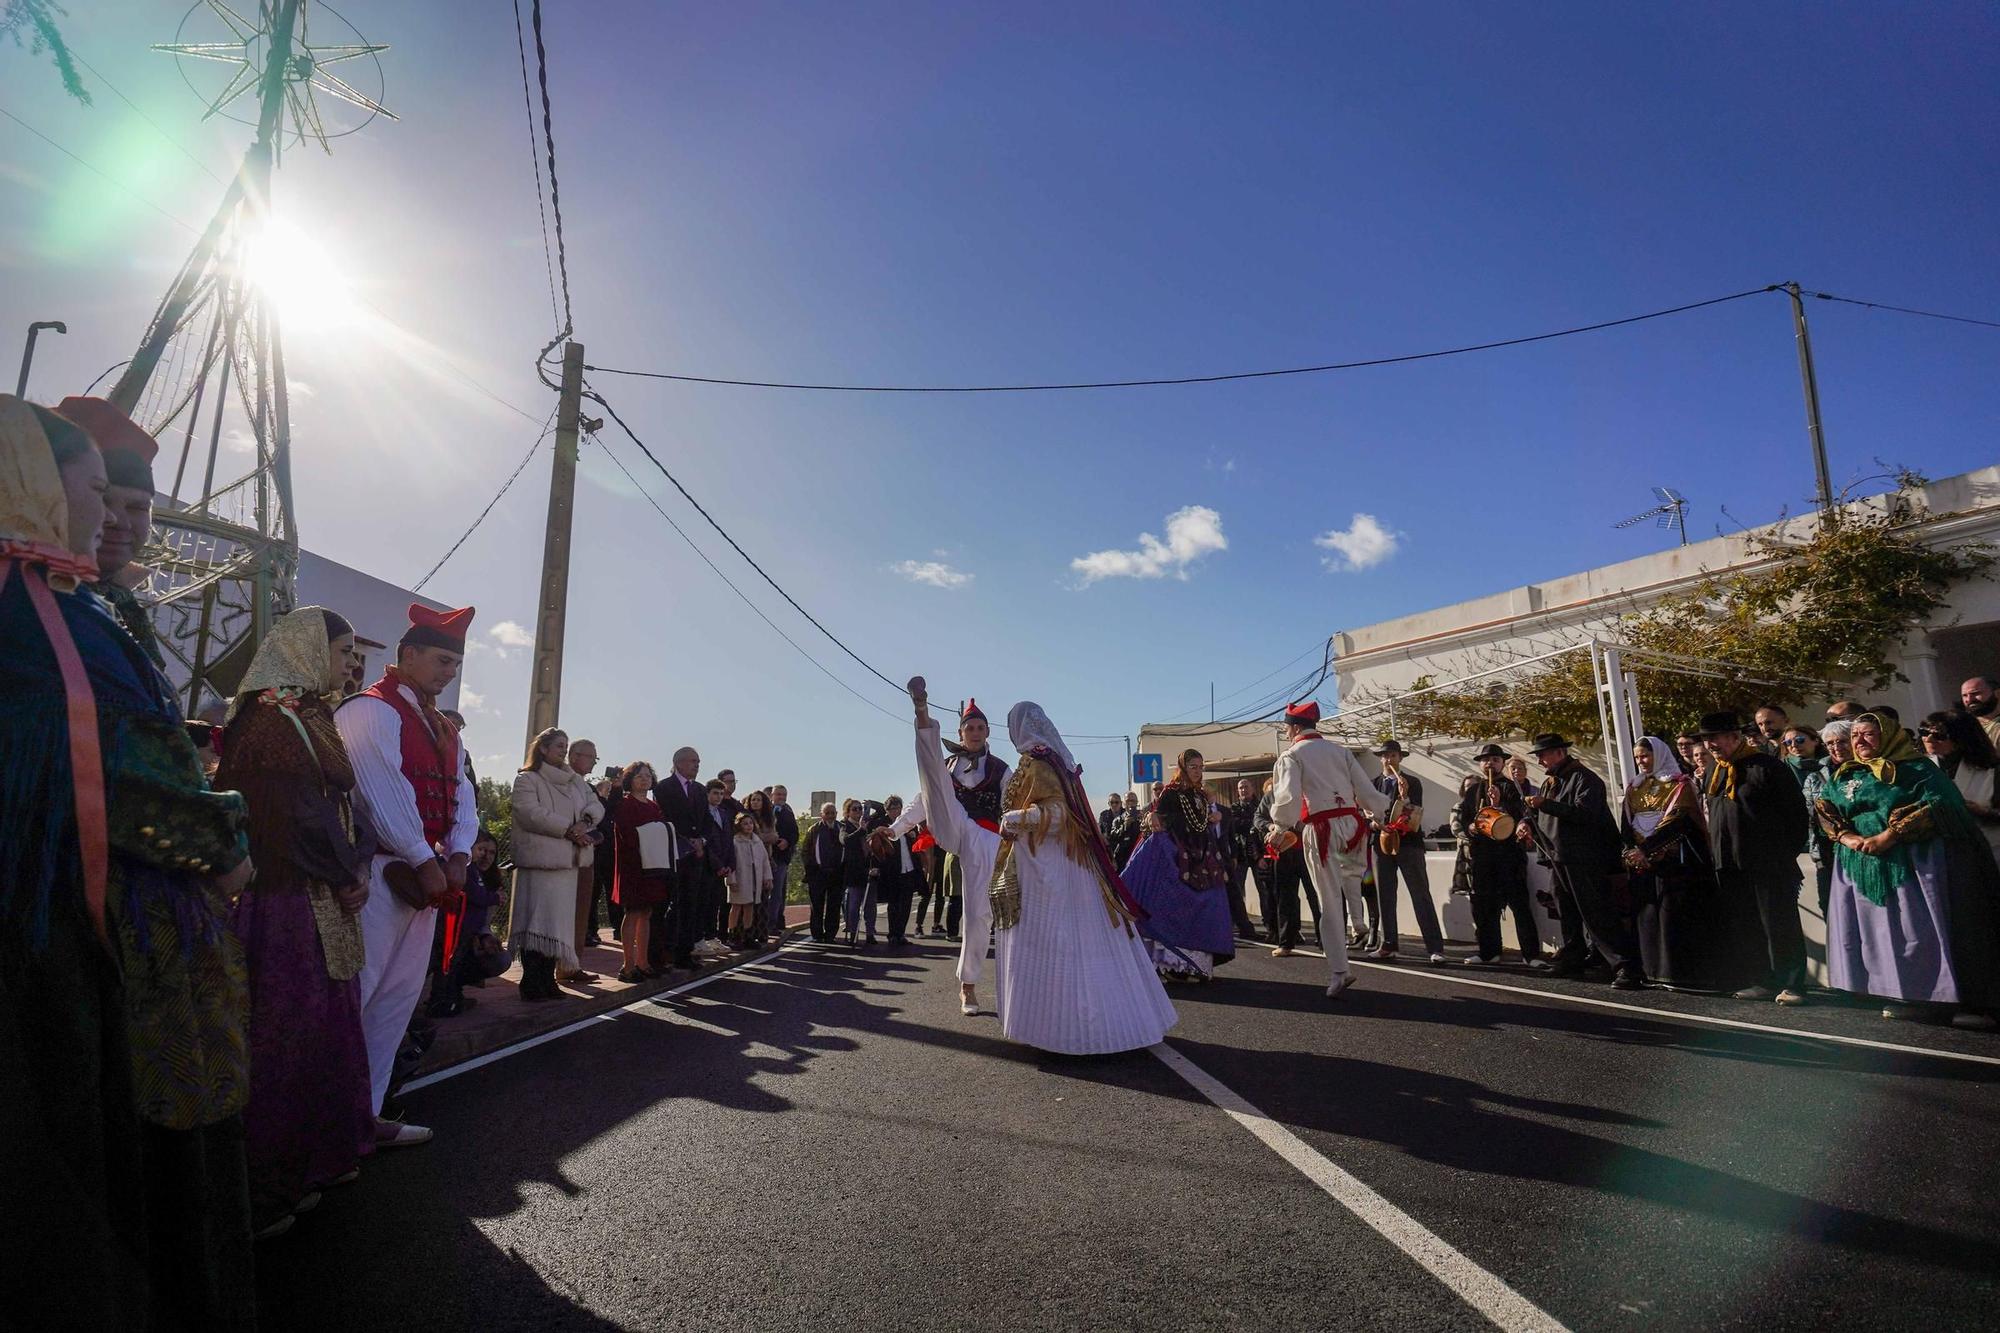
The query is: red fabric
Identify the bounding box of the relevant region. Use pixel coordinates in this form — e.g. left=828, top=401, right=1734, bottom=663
left=960, top=697, right=987, bottom=725
left=407, top=602, right=475, bottom=644
left=54, top=396, right=158, bottom=464
left=7, top=561, right=109, bottom=947
left=356, top=672, right=460, bottom=845
left=1300, top=798, right=1367, bottom=864
left=971, top=817, right=1000, bottom=835
left=911, top=824, right=936, bottom=854
left=1285, top=700, right=1321, bottom=726
left=610, top=795, right=674, bottom=908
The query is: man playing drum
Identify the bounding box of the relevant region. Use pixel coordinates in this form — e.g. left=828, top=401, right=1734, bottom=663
left=1452, top=744, right=1549, bottom=968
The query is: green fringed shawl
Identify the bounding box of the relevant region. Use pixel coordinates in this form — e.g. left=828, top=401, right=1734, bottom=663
left=1819, top=756, right=1981, bottom=907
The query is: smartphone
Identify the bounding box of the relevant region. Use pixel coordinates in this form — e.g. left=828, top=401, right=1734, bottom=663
left=603, top=764, right=620, bottom=778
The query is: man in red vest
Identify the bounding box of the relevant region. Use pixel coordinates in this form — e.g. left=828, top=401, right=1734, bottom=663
left=336, top=603, right=480, bottom=1147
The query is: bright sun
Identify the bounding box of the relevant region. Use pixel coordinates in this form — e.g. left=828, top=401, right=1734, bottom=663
left=245, top=219, right=359, bottom=334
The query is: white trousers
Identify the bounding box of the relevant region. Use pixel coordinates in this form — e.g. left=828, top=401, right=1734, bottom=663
left=957, top=876, right=992, bottom=987
left=1302, top=828, right=1353, bottom=987
left=356, top=856, right=438, bottom=1115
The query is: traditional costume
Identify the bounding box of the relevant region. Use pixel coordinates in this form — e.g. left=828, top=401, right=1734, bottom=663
left=334, top=603, right=479, bottom=1120
left=890, top=698, right=1011, bottom=993
left=1618, top=737, right=1731, bottom=990
left=56, top=395, right=168, bottom=667
left=214, top=606, right=376, bottom=1228
left=984, top=703, right=1176, bottom=1053
left=1267, top=701, right=1391, bottom=996
left=1451, top=745, right=1541, bottom=964
left=1123, top=778, right=1236, bottom=980
left=1816, top=713, right=2000, bottom=1010
left=0, top=396, right=255, bottom=1329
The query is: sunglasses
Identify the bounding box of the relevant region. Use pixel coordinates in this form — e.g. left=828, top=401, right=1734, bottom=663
left=1782, top=737, right=1816, bottom=747
left=1919, top=730, right=1948, bottom=741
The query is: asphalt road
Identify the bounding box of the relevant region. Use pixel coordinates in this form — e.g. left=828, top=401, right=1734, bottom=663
left=256, top=931, right=2000, bottom=1332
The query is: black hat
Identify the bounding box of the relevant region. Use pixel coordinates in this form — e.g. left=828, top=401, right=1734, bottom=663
left=1472, top=743, right=1510, bottom=762
left=1527, top=732, right=1572, bottom=755
left=1697, top=710, right=1746, bottom=737
left=1372, top=739, right=1407, bottom=757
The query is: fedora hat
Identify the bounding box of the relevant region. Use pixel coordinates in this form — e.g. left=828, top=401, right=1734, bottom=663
left=1471, top=743, right=1511, bottom=762
left=1527, top=732, right=1572, bottom=755
left=1697, top=710, right=1746, bottom=737
left=1372, top=739, right=1407, bottom=757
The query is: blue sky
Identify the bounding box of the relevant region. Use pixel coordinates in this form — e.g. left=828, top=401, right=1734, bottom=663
left=5, top=1, right=1997, bottom=797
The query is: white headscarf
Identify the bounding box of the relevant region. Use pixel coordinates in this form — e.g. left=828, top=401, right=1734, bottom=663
left=1007, top=701, right=1077, bottom=773
left=1628, top=735, right=1684, bottom=791
left=227, top=606, right=341, bottom=722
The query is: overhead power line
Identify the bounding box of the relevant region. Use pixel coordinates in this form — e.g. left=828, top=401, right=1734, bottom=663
left=413, top=404, right=559, bottom=591
left=1802, top=289, right=2000, bottom=332
left=580, top=287, right=1780, bottom=393
left=510, top=0, right=561, bottom=332
left=526, top=0, right=576, bottom=383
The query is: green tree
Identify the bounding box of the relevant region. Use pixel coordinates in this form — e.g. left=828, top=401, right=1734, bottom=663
left=3, top=1, right=91, bottom=103
left=1344, top=474, right=1994, bottom=746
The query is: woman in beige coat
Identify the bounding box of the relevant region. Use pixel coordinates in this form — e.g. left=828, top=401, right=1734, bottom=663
left=509, top=728, right=604, bottom=1000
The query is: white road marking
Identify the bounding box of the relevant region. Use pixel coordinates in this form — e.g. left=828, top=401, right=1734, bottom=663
left=1151, top=1041, right=1569, bottom=1333
left=1232, top=939, right=2000, bottom=1069
left=399, top=939, right=814, bottom=1094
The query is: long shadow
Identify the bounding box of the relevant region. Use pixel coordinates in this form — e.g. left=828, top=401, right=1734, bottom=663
left=1094, top=1034, right=2000, bottom=1281
left=1190, top=969, right=2000, bottom=1084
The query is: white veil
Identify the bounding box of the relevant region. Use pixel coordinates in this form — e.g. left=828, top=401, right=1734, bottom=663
left=1630, top=734, right=1684, bottom=790
left=1007, top=701, right=1077, bottom=773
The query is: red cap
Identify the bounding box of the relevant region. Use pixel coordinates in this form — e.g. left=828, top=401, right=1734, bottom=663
left=1285, top=700, right=1322, bottom=726
left=55, top=396, right=158, bottom=488
left=401, top=602, right=476, bottom=653
left=961, top=698, right=987, bottom=725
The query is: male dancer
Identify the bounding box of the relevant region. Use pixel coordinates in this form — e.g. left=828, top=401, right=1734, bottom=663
left=1265, top=701, right=1390, bottom=999
left=57, top=396, right=166, bottom=666
left=335, top=603, right=479, bottom=1146
left=889, top=691, right=1010, bottom=1015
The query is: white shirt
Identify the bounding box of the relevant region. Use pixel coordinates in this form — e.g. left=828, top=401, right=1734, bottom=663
left=335, top=682, right=479, bottom=866
left=1268, top=734, right=1390, bottom=834
left=890, top=746, right=1000, bottom=839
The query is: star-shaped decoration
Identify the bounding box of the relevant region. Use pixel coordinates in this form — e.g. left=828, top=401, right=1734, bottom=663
left=155, top=0, right=394, bottom=154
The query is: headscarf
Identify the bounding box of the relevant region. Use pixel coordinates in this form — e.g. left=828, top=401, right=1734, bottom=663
left=227, top=606, right=343, bottom=723
left=1627, top=735, right=1691, bottom=837
left=0, top=394, right=97, bottom=592
left=1007, top=701, right=1077, bottom=773
left=1627, top=735, right=1684, bottom=791
left=1840, top=711, right=1921, bottom=785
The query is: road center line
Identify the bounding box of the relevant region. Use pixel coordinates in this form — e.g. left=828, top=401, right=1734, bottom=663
left=1234, top=940, right=2000, bottom=1069
left=1150, top=1041, right=1569, bottom=1333
left=399, top=939, right=814, bottom=1094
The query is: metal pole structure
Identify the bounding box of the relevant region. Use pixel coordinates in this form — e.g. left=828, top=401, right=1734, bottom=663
left=1784, top=282, right=1834, bottom=512
left=1123, top=735, right=1132, bottom=795
left=16, top=321, right=65, bottom=396
left=524, top=341, right=586, bottom=749
left=1589, top=642, right=1618, bottom=783
left=1603, top=645, right=1635, bottom=789
left=1623, top=670, right=1644, bottom=753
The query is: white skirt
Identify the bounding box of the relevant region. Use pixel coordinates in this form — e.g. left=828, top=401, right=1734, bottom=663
left=993, top=847, right=1177, bottom=1055
left=507, top=865, right=579, bottom=970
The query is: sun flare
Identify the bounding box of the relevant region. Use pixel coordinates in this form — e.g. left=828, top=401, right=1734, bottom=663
left=245, top=218, right=358, bottom=334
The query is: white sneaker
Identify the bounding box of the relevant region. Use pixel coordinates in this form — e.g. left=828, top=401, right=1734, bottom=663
left=960, top=988, right=978, bottom=1016
left=1325, top=974, right=1357, bottom=1000
left=1428, top=952, right=1448, bottom=965
left=374, top=1120, right=432, bottom=1149
left=1526, top=958, right=1554, bottom=973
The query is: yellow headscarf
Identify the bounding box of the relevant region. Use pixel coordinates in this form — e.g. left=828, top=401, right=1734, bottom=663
left=227, top=606, right=342, bottom=723
left=0, top=394, right=94, bottom=592
left=1837, top=712, right=1921, bottom=785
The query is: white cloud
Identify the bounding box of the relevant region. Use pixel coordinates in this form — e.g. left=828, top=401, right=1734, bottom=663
left=1314, top=513, right=1401, bottom=572
left=290, top=379, right=316, bottom=398
left=459, top=687, right=487, bottom=713
left=1071, top=505, right=1227, bottom=585
left=488, top=620, right=535, bottom=648
left=894, top=559, right=973, bottom=589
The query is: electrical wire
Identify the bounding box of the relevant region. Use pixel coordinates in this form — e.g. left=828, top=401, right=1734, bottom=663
left=413, top=405, right=558, bottom=590
left=510, top=0, right=562, bottom=333
left=526, top=0, right=576, bottom=385
left=1803, top=289, right=2000, bottom=332
left=588, top=429, right=908, bottom=723
left=580, top=288, right=1779, bottom=394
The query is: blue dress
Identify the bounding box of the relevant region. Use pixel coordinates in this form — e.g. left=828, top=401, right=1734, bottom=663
left=1125, top=786, right=1237, bottom=977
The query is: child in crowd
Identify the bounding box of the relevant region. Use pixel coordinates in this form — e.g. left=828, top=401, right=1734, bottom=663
left=729, top=811, right=773, bottom=947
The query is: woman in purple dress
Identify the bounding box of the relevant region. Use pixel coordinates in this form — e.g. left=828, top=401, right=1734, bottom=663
left=214, top=605, right=377, bottom=1235
left=1123, top=749, right=1237, bottom=981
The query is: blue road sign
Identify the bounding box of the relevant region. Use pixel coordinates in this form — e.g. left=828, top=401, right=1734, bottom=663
left=1132, top=753, right=1164, bottom=784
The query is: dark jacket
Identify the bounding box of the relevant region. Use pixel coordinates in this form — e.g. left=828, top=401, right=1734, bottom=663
left=772, top=802, right=800, bottom=861
left=1226, top=798, right=1262, bottom=865
left=805, top=819, right=843, bottom=877
left=1099, top=807, right=1123, bottom=843
left=1454, top=774, right=1528, bottom=871
left=1705, top=748, right=1809, bottom=881
left=657, top=771, right=712, bottom=862
left=1523, top=758, right=1620, bottom=871
left=840, top=817, right=871, bottom=885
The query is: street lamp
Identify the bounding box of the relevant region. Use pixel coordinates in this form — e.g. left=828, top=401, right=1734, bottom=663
left=16, top=320, right=67, bottom=396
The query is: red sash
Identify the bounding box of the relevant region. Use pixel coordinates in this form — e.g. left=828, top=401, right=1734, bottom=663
left=1301, top=798, right=1368, bottom=864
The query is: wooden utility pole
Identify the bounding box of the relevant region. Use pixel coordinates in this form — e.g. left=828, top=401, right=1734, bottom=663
left=1783, top=282, right=1834, bottom=511
left=525, top=341, right=585, bottom=749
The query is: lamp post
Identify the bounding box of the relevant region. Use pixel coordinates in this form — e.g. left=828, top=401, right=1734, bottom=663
left=16, top=320, right=66, bottom=396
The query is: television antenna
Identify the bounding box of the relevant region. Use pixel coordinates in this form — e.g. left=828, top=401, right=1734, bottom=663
left=1614, top=486, right=1690, bottom=546
left=107, top=0, right=391, bottom=713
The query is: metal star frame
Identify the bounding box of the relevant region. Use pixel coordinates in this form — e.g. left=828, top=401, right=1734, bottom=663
left=156, top=0, right=395, bottom=153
